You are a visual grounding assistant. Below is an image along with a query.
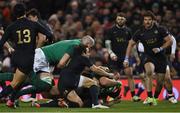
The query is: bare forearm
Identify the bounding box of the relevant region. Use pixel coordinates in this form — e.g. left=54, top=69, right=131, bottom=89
left=161, top=36, right=173, bottom=49
left=125, top=40, right=136, bottom=58
left=94, top=67, right=112, bottom=78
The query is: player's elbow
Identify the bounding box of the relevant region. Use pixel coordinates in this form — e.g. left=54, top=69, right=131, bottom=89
left=57, top=62, right=66, bottom=69
left=90, top=65, right=99, bottom=73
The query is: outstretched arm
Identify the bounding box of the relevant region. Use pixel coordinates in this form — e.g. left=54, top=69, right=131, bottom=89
left=123, top=39, right=136, bottom=67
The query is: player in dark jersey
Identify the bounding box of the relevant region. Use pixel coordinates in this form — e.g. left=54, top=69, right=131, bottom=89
left=58, top=45, right=115, bottom=108
left=164, top=34, right=177, bottom=104
left=0, top=3, right=53, bottom=102
left=26, top=8, right=52, bottom=47
left=123, top=11, right=173, bottom=105
left=105, top=12, right=137, bottom=101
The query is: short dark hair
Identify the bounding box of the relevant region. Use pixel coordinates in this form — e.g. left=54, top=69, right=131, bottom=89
left=13, top=3, right=26, bottom=18
left=27, top=8, right=40, bottom=18
left=73, top=44, right=87, bottom=57
left=116, top=12, right=126, bottom=18
left=143, top=10, right=156, bottom=20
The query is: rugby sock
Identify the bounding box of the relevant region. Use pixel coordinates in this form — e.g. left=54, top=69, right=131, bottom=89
left=136, top=87, right=144, bottom=97
left=135, top=83, right=139, bottom=89
left=124, top=86, right=129, bottom=91
left=89, top=85, right=99, bottom=105
left=123, top=86, right=129, bottom=97
left=0, top=81, right=6, bottom=89
left=147, top=91, right=152, bottom=98
left=154, top=82, right=163, bottom=98
left=10, top=90, right=18, bottom=102
left=108, top=88, right=120, bottom=98
left=40, top=100, right=59, bottom=107
left=131, top=91, right=135, bottom=97
left=167, top=89, right=174, bottom=98
left=136, top=83, right=145, bottom=96
left=154, top=90, right=161, bottom=98
left=31, top=92, right=36, bottom=98
left=167, top=89, right=173, bottom=95
left=0, top=73, right=13, bottom=81
left=0, top=85, right=14, bottom=98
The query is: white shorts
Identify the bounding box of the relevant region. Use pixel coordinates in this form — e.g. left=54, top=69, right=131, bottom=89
left=78, top=75, right=85, bottom=87
left=33, top=48, right=50, bottom=73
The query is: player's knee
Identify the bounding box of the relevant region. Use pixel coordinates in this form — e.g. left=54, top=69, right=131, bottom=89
left=10, top=80, right=20, bottom=88
left=89, top=79, right=98, bottom=86
left=146, top=69, right=154, bottom=76
left=77, top=100, right=83, bottom=107
left=127, top=74, right=133, bottom=79
left=99, top=77, right=108, bottom=86
left=139, top=73, right=146, bottom=80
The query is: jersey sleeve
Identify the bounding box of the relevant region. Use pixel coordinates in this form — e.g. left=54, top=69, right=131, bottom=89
left=0, top=26, right=11, bottom=48
left=35, top=22, right=54, bottom=42
left=158, top=26, right=169, bottom=38
left=66, top=45, right=77, bottom=57
left=82, top=56, right=93, bottom=67
left=127, top=28, right=132, bottom=40
left=132, top=30, right=140, bottom=43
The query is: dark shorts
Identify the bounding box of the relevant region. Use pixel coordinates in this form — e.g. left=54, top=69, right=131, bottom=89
left=58, top=71, right=80, bottom=97
left=11, top=53, right=34, bottom=74
left=109, top=57, right=133, bottom=72
left=145, top=54, right=168, bottom=73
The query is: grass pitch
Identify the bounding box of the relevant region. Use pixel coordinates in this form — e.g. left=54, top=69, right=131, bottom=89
left=0, top=100, right=179, bottom=112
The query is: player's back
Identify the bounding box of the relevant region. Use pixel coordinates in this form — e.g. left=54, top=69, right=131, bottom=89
left=8, top=17, right=39, bottom=54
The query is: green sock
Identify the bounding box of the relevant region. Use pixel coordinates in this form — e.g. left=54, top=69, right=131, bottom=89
left=0, top=72, right=14, bottom=81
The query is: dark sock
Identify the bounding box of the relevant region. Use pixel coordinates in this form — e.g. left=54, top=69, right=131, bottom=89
left=136, top=88, right=144, bottom=97
left=154, top=83, right=163, bottom=98
left=108, top=89, right=120, bottom=98
left=167, top=89, right=173, bottom=95
left=0, top=81, right=6, bottom=89
left=124, top=86, right=129, bottom=91
left=10, top=90, right=18, bottom=102
left=40, top=100, right=59, bottom=107
left=0, top=85, right=14, bottom=98
left=31, top=92, right=36, bottom=98
left=135, top=83, right=139, bottom=89
left=167, top=89, right=173, bottom=98
left=147, top=91, right=152, bottom=98
left=131, top=91, right=135, bottom=97
left=154, top=90, right=161, bottom=98
left=89, top=85, right=99, bottom=105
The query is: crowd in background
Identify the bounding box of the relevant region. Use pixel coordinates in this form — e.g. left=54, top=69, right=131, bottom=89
left=0, top=0, right=180, bottom=77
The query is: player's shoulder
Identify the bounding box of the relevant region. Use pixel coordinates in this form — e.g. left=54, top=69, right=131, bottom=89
left=154, top=24, right=167, bottom=30
left=124, top=26, right=132, bottom=32
left=134, top=27, right=143, bottom=35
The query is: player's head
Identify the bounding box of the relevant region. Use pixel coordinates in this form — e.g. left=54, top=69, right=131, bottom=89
left=81, top=35, right=95, bottom=48
left=27, top=8, right=40, bottom=22
left=13, top=3, right=26, bottom=18
left=143, top=10, right=156, bottom=29
left=115, top=12, right=126, bottom=27
left=73, top=44, right=87, bottom=57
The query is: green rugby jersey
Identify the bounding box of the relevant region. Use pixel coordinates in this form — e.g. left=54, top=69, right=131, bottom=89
left=41, top=39, right=81, bottom=64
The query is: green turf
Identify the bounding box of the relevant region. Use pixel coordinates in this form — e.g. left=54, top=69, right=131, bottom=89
left=0, top=100, right=179, bottom=112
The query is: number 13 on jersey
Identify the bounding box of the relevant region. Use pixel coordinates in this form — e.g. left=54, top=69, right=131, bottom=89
left=16, top=29, right=31, bottom=44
